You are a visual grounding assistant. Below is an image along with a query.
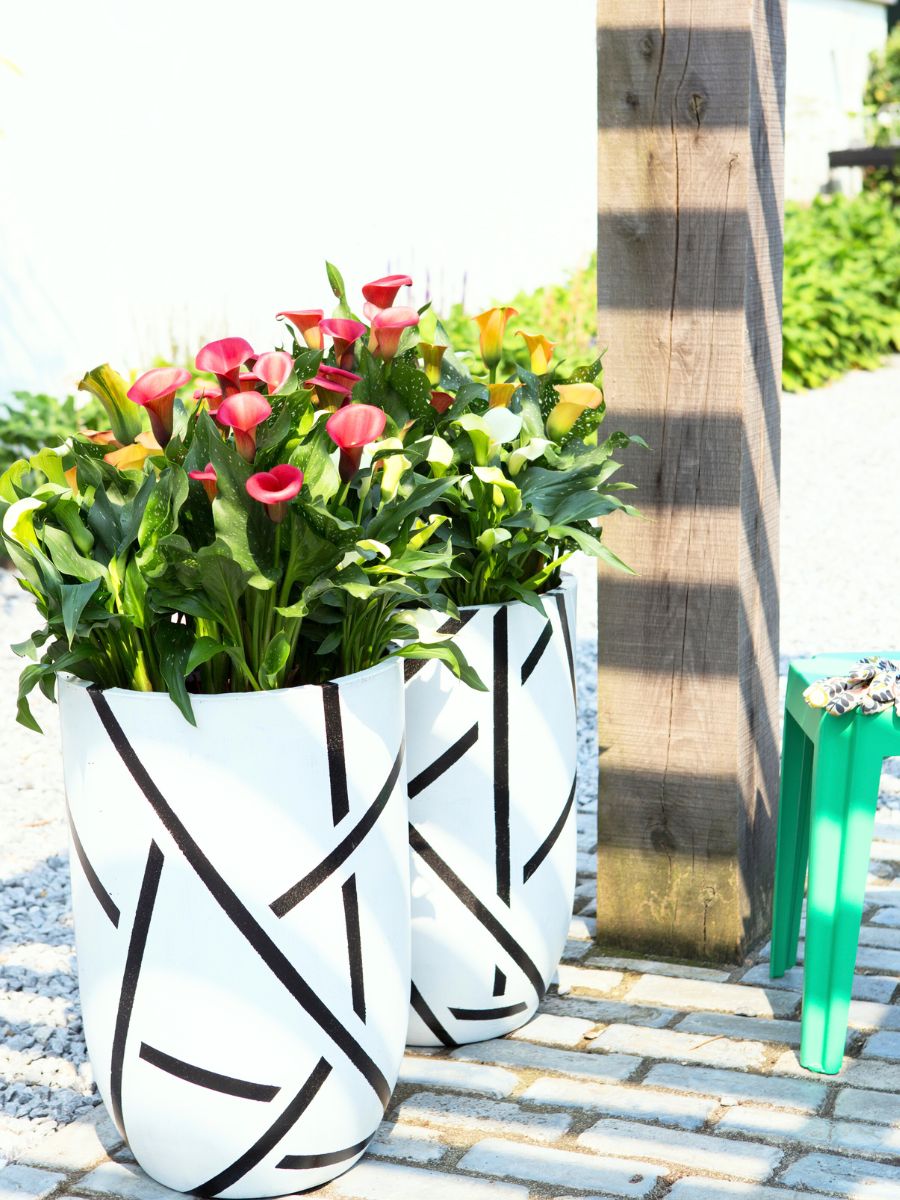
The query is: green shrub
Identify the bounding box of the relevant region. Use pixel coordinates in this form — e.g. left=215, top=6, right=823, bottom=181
left=0, top=391, right=102, bottom=477
left=864, top=25, right=900, bottom=147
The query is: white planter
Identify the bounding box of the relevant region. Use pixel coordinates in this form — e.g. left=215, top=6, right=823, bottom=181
left=58, top=659, right=408, bottom=1198
left=404, top=574, right=578, bottom=1046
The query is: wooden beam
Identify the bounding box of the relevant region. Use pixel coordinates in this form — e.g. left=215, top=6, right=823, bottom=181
left=596, top=0, right=785, bottom=962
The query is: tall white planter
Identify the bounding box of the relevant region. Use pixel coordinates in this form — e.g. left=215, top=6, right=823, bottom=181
left=404, top=575, right=578, bottom=1046
left=58, top=659, right=408, bottom=1198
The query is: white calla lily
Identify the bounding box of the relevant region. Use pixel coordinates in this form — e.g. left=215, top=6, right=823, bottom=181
left=2, top=497, right=44, bottom=550
left=482, top=407, right=522, bottom=445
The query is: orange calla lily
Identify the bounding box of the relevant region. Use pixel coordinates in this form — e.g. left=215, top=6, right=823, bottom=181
left=546, top=382, right=604, bottom=440
left=473, top=306, right=518, bottom=374
left=80, top=428, right=119, bottom=445
left=104, top=441, right=158, bottom=470
left=488, top=382, right=518, bottom=409
left=516, top=330, right=556, bottom=375
left=64, top=466, right=79, bottom=494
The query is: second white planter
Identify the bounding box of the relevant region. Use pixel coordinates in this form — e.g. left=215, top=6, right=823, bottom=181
left=404, top=575, right=578, bottom=1046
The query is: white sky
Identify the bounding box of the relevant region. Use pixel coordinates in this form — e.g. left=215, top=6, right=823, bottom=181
left=0, top=0, right=597, bottom=396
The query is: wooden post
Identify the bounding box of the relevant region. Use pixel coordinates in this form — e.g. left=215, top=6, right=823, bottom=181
left=596, top=0, right=785, bottom=961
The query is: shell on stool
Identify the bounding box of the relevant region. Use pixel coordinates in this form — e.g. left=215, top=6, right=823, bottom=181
left=803, top=657, right=900, bottom=718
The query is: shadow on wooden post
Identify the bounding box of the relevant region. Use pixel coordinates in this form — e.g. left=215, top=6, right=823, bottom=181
left=595, top=0, right=786, bottom=962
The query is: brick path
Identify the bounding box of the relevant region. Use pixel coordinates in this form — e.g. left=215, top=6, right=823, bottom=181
left=4, top=797, right=900, bottom=1199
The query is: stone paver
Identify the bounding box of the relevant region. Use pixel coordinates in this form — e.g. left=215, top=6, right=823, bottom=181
left=520, top=1077, right=716, bottom=1129
left=628, top=973, right=799, bottom=1017
left=716, top=1104, right=900, bottom=1158
left=577, top=1118, right=783, bottom=1181
left=780, top=1152, right=900, bottom=1199
left=0, top=1165, right=66, bottom=1200
left=395, top=1092, right=571, bottom=1144
left=835, top=1087, right=900, bottom=1126
left=325, top=1161, right=528, bottom=1199
left=450, top=1039, right=642, bottom=1082
left=642, top=1062, right=827, bottom=1111
left=590, top=1023, right=768, bottom=1070
left=458, top=1139, right=661, bottom=1198
left=397, top=1056, right=517, bottom=1097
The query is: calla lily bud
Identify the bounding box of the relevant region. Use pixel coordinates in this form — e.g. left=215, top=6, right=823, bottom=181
left=304, top=365, right=361, bottom=409
left=473, top=306, right=518, bottom=372
left=188, top=462, right=218, bottom=502
left=488, top=382, right=518, bottom=409
left=420, top=341, right=447, bottom=386
left=430, top=390, right=453, bottom=415
left=246, top=464, right=304, bottom=524
left=126, top=366, right=191, bottom=447
left=216, top=392, right=272, bottom=461
left=253, top=351, right=294, bottom=395
left=276, top=310, right=324, bottom=350
left=372, top=307, right=420, bottom=362
left=196, top=337, right=255, bottom=397
left=546, top=382, right=604, bottom=441
left=516, top=330, right=556, bottom=375
left=362, top=274, right=413, bottom=312
left=319, top=318, right=367, bottom=370
left=326, top=403, right=387, bottom=482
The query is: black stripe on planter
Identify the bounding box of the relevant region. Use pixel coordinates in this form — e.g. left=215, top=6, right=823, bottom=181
left=341, top=875, right=366, bottom=1023
left=438, top=611, right=477, bottom=637
left=322, top=683, right=349, bottom=825
left=493, top=607, right=510, bottom=906
left=408, top=823, right=545, bottom=999
left=410, top=982, right=458, bottom=1048
left=138, top=1042, right=280, bottom=1103
left=110, top=840, right=163, bottom=1139
left=89, top=691, right=392, bottom=1109
left=555, top=593, right=576, bottom=701
left=277, top=1132, right=374, bottom=1170
left=407, top=722, right=479, bottom=798
left=522, top=775, right=577, bottom=884
left=449, top=1001, right=528, bottom=1020
left=194, top=1057, right=332, bottom=1197
left=270, top=741, right=405, bottom=917
left=403, top=658, right=428, bottom=682
left=403, top=613, right=476, bottom=682
left=66, top=803, right=120, bottom=927
left=520, top=620, right=553, bottom=686
left=492, top=966, right=506, bottom=997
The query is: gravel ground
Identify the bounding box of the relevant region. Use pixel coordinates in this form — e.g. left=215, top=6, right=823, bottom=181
left=1, top=357, right=899, bottom=1149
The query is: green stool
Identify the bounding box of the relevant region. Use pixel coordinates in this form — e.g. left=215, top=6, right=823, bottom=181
left=771, top=652, right=900, bottom=1074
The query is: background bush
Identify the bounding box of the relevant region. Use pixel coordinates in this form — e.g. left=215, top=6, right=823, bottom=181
left=0, top=391, right=102, bottom=477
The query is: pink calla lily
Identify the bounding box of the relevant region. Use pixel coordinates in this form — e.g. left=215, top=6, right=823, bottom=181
left=195, top=337, right=255, bottom=396
left=430, top=390, right=454, bottom=414
left=246, top=464, right=304, bottom=523
left=253, top=351, right=294, bottom=395
left=362, top=273, right=413, bottom=312
left=216, top=391, right=272, bottom=461
left=188, top=462, right=218, bottom=502
left=126, top=366, right=191, bottom=447
left=319, top=318, right=367, bottom=369
left=371, top=306, right=419, bottom=361
left=304, top=365, right=361, bottom=408
left=326, top=403, right=387, bottom=482
left=238, top=372, right=264, bottom=391
left=276, top=310, right=324, bottom=351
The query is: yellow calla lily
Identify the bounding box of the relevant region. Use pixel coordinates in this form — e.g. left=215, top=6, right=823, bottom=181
left=547, top=382, right=605, bottom=441
left=104, top=441, right=157, bottom=471
left=488, top=382, right=518, bottom=409
left=419, top=341, right=447, bottom=387
left=516, top=330, right=556, bottom=375
left=473, top=306, right=518, bottom=374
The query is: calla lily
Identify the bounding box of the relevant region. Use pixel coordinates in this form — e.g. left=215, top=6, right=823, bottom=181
left=80, top=428, right=119, bottom=445
left=188, top=462, right=218, bottom=502
left=216, top=391, right=272, bottom=461
left=362, top=274, right=413, bottom=312
left=420, top=341, right=447, bottom=386
left=304, top=365, right=361, bottom=409
left=127, top=366, right=191, bottom=447
left=2, top=496, right=43, bottom=550
left=253, top=351, right=294, bottom=395
left=246, top=464, right=304, bottom=523
left=516, top=330, right=556, bottom=375
left=64, top=465, right=79, bottom=495
left=546, top=382, right=605, bottom=441
left=195, top=337, right=255, bottom=396
left=488, top=382, right=518, bottom=409
left=238, top=372, right=264, bottom=391
left=326, top=403, right=387, bottom=482
left=319, top=318, right=367, bottom=369
left=193, top=384, right=222, bottom=404
left=104, top=441, right=158, bottom=471
left=473, top=306, right=518, bottom=373
left=430, top=390, right=453, bottom=414
left=78, top=364, right=142, bottom=445
left=372, top=306, right=419, bottom=361
left=276, top=310, right=324, bottom=350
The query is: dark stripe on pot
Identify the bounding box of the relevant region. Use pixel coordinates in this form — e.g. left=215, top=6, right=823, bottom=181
left=520, top=620, right=553, bottom=686
left=410, top=982, right=459, bottom=1048
left=407, top=722, right=479, bottom=799
left=109, top=840, right=163, bottom=1139
left=492, top=966, right=506, bottom=997
left=522, top=775, right=577, bottom=885
left=555, top=593, right=576, bottom=702
left=403, top=658, right=428, bottom=682
left=341, top=874, right=366, bottom=1023
left=449, top=1001, right=528, bottom=1020
left=408, top=824, right=545, bottom=1000
left=66, top=803, right=120, bottom=928
left=277, top=1132, right=374, bottom=1171
left=89, top=691, right=392, bottom=1109
left=138, top=1042, right=280, bottom=1103
left=404, top=613, right=476, bottom=682
left=271, top=741, right=405, bottom=917
left=438, top=610, right=477, bottom=637
left=194, top=1057, right=332, bottom=1197
left=493, top=607, right=510, bottom=906
left=322, top=683, right=349, bottom=825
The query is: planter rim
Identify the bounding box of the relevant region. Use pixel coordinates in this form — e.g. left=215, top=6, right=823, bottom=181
left=58, top=652, right=400, bottom=708
left=456, top=569, right=576, bottom=615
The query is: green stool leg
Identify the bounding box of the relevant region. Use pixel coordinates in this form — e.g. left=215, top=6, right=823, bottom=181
left=801, top=726, right=882, bottom=1074
left=771, top=710, right=814, bottom=977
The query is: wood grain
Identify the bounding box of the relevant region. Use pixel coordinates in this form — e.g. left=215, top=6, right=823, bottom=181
left=596, top=0, right=785, bottom=962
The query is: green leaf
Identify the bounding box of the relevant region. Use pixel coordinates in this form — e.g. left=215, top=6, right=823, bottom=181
left=61, top=578, right=102, bottom=646
left=41, top=525, right=107, bottom=583
left=154, top=621, right=197, bottom=725
left=326, top=260, right=348, bottom=304
left=259, top=631, right=290, bottom=689
left=393, top=640, right=487, bottom=692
